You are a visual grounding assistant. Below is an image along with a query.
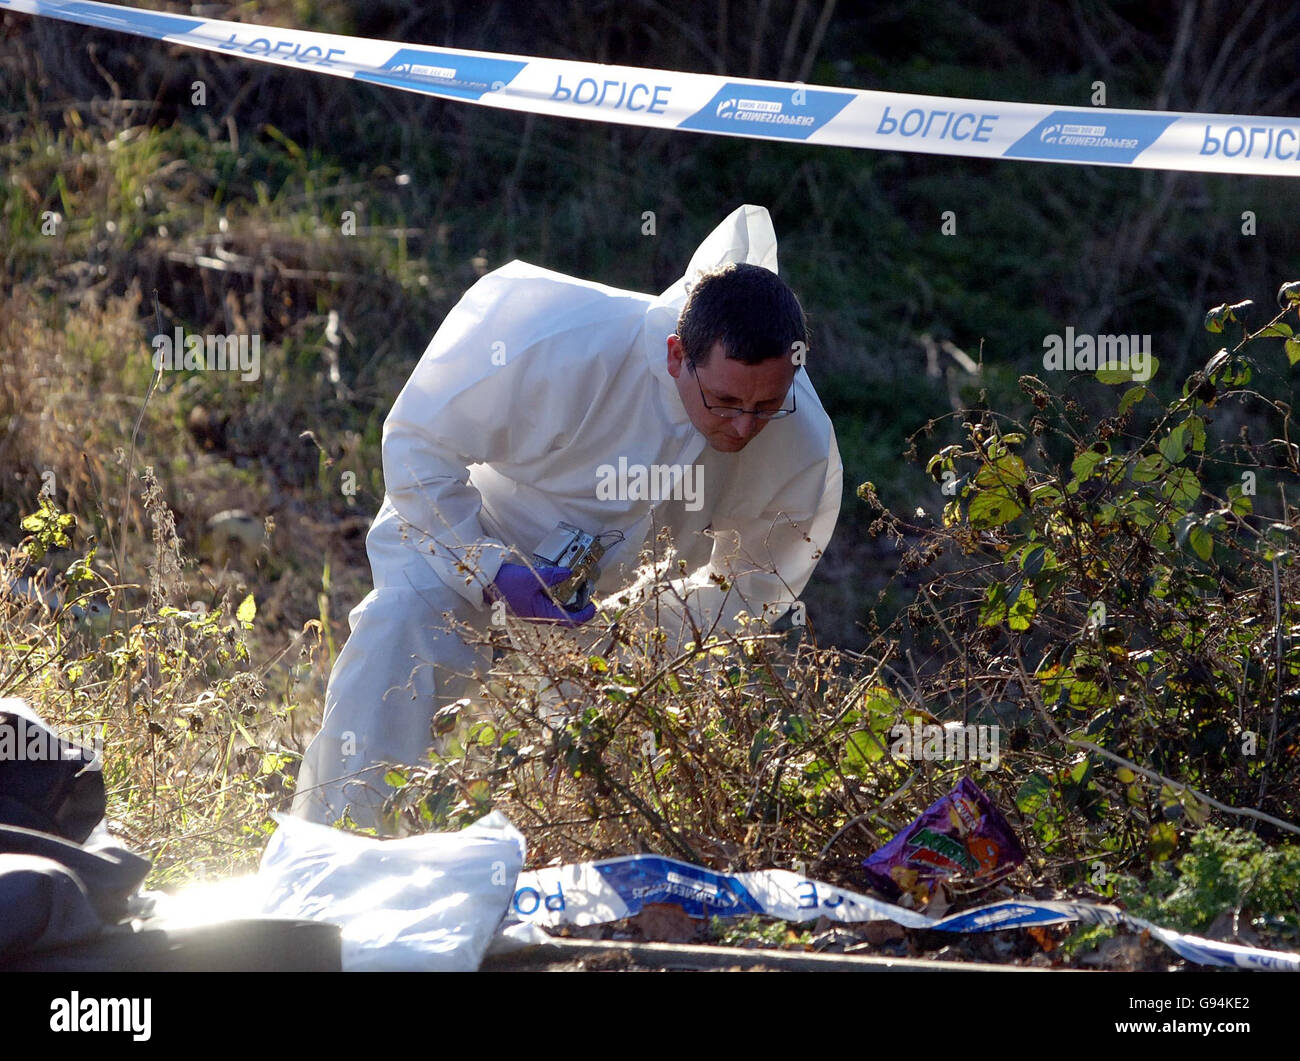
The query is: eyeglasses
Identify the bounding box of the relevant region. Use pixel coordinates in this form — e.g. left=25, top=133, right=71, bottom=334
left=687, top=360, right=796, bottom=420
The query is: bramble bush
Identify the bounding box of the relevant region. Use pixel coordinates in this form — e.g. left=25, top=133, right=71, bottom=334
left=867, top=283, right=1300, bottom=881
left=383, top=284, right=1300, bottom=946
left=6, top=283, right=1298, bottom=954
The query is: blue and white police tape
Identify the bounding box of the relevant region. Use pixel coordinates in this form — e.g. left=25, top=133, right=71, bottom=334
left=506, top=854, right=1300, bottom=971
left=7, top=0, right=1300, bottom=177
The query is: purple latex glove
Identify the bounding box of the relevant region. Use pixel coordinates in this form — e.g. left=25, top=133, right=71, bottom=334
left=487, top=563, right=597, bottom=625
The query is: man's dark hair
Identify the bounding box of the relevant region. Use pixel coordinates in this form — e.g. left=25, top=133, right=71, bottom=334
left=677, top=262, right=808, bottom=367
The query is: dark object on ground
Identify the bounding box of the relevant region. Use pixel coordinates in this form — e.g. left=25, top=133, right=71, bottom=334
left=0, top=701, right=149, bottom=955
left=0, top=918, right=341, bottom=972
left=0, top=699, right=340, bottom=971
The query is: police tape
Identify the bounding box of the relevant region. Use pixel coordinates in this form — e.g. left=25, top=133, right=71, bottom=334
left=507, top=854, right=1300, bottom=971
left=7, top=0, right=1300, bottom=177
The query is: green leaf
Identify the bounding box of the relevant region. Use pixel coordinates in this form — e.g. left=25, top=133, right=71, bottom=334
left=968, top=488, right=1023, bottom=529
left=926, top=445, right=962, bottom=480
left=1021, top=545, right=1047, bottom=576
left=1007, top=586, right=1038, bottom=632
left=1220, top=357, right=1252, bottom=386
left=384, top=770, right=408, bottom=788
left=1016, top=773, right=1053, bottom=815
left=1161, top=468, right=1201, bottom=509
left=975, top=453, right=1028, bottom=489
left=1149, top=821, right=1178, bottom=861
left=19, top=499, right=76, bottom=561
left=1257, top=322, right=1293, bottom=338
left=1204, top=302, right=1250, bottom=333
left=1029, top=483, right=1063, bottom=507
left=842, top=730, right=883, bottom=772
left=1286, top=337, right=1300, bottom=367
left=1126, top=498, right=1157, bottom=528
left=1119, top=386, right=1147, bottom=414
left=1070, top=448, right=1107, bottom=484
left=1097, top=357, right=1158, bottom=384
left=1132, top=453, right=1169, bottom=483
left=65, top=547, right=97, bottom=584
left=1159, top=424, right=1189, bottom=464
left=236, top=593, right=257, bottom=626
left=1188, top=523, right=1213, bottom=562
left=782, top=713, right=810, bottom=741
left=230, top=716, right=258, bottom=747
left=862, top=686, right=902, bottom=719
left=260, top=751, right=291, bottom=776
left=980, top=582, right=1008, bottom=627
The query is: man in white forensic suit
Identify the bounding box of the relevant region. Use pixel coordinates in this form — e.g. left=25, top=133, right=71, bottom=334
left=291, top=205, right=842, bottom=830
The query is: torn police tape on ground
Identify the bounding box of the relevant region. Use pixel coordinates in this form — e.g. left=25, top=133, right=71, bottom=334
left=7, top=0, right=1300, bottom=176
left=155, top=814, right=1299, bottom=971
left=506, top=854, right=1300, bottom=971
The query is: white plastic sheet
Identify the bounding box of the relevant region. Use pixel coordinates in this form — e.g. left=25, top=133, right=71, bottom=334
left=257, top=811, right=524, bottom=971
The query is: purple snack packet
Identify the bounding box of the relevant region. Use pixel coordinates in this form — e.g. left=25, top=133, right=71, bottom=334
left=861, top=777, right=1026, bottom=903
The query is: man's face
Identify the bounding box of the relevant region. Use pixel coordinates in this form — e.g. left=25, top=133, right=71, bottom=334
left=666, top=335, right=797, bottom=453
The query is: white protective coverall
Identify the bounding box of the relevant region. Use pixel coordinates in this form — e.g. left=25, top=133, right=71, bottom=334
left=292, top=204, right=843, bottom=829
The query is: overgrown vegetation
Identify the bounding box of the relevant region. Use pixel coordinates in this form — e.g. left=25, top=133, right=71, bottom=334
left=373, top=288, right=1300, bottom=959
left=3, top=2, right=1300, bottom=965
left=1065, top=826, right=1300, bottom=958
left=2, top=486, right=302, bottom=884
